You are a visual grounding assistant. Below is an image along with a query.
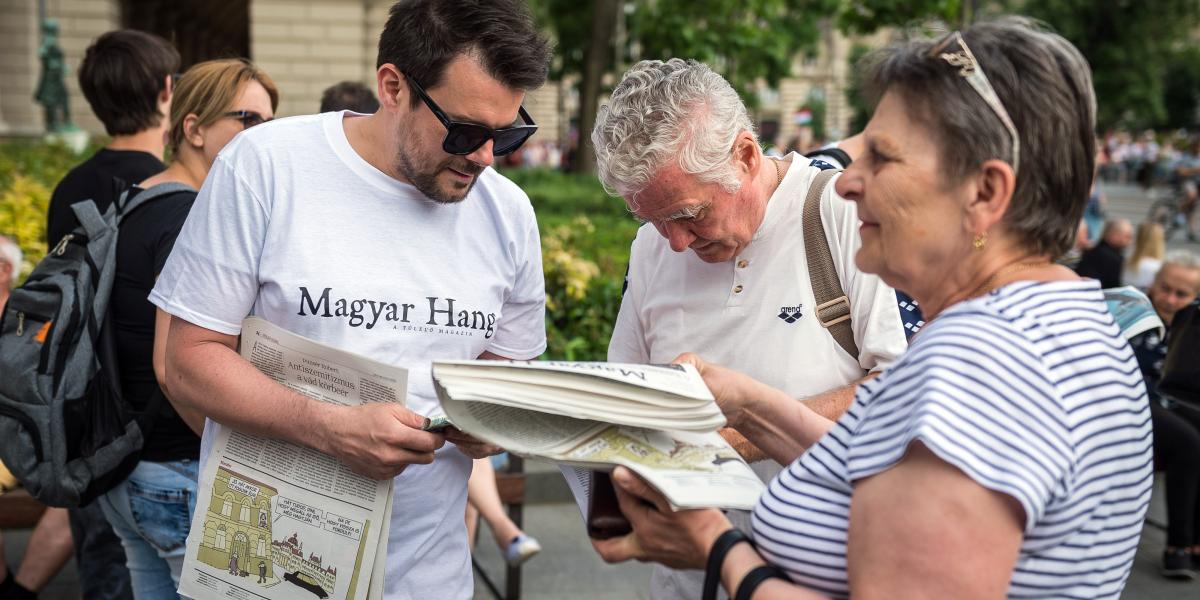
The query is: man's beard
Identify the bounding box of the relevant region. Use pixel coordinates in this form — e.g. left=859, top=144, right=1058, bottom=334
left=395, top=145, right=484, bottom=204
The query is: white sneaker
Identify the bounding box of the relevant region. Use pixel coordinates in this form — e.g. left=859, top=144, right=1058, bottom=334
left=503, top=533, right=542, bottom=566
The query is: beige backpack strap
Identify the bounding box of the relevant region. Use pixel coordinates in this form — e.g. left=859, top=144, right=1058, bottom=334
left=802, top=169, right=859, bottom=359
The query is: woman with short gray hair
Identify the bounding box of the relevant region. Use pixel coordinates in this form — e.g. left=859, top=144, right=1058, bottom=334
left=592, top=18, right=1152, bottom=599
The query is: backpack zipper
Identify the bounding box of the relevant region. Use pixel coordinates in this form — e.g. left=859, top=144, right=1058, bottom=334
left=51, top=234, right=74, bottom=256
left=15, top=313, right=23, bottom=336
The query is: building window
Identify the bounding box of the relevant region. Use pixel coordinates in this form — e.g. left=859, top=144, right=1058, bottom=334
left=216, top=528, right=226, bottom=550
left=257, top=538, right=266, bottom=556
left=240, top=505, right=250, bottom=523
left=221, top=500, right=232, bottom=518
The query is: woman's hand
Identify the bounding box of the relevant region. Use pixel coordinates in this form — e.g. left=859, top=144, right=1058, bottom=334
left=444, top=427, right=504, bottom=459
left=673, top=353, right=763, bottom=429
left=591, top=466, right=731, bottom=570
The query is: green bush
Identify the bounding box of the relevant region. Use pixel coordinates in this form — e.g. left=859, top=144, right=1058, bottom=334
left=0, top=139, right=99, bottom=281
left=502, top=167, right=642, bottom=360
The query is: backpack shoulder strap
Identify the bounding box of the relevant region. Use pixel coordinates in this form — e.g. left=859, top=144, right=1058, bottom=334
left=117, top=182, right=195, bottom=222
left=802, top=168, right=860, bottom=359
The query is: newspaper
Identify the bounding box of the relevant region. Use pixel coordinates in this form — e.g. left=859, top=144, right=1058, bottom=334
left=433, top=361, right=764, bottom=511
left=1104, top=286, right=1165, bottom=340
left=179, top=317, right=405, bottom=600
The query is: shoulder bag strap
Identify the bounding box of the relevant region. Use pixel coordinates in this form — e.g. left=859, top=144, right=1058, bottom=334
left=802, top=168, right=859, bottom=359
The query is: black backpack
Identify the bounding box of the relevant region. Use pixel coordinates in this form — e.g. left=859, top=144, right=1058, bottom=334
left=0, top=183, right=189, bottom=506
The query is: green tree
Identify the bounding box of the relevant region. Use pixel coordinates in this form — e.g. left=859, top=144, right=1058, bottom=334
left=536, top=0, right=839, bottom=172
left=1024, top=0, right=1200, bottom=129
left=835, top=0, right=1200, bottom=130
left=845, top=42, right=874, bottom=133
left=1163, top=46, right=1200, bottom=130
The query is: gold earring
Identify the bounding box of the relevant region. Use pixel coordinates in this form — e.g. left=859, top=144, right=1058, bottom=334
left=973, top=232, right=987, bottom=251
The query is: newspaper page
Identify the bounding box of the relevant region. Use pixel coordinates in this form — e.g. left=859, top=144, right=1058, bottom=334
left=432, top=361, right=726, bottom=432
left=179, top=317, right=405, bottom=600
left=1104, top=286, right=1165, bottom=340
left=438, top=394, right=763, bottom=510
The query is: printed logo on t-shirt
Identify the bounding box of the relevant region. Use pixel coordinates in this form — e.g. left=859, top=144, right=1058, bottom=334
left=777, top=304, right=804, bottom=323
left=297, top=286, right=496, bottom=338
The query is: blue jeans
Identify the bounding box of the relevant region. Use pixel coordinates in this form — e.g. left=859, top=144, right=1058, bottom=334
left=98, top=460, right=198, bottom=600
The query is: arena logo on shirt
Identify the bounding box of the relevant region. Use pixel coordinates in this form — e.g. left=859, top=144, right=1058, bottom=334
left=777, top=304, right=804, bottom=324
left=297, top=286, right=496, bottom=338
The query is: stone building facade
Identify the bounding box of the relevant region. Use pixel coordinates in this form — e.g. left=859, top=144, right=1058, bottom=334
left=1, top=0, right=869, bottom=144
left=196, top=467, right=276, bottom=581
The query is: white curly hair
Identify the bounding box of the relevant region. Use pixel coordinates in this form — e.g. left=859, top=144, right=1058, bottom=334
left=590, top=59, right=756, bottom=206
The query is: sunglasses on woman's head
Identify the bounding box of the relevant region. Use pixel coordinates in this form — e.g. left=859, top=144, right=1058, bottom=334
left=934, top=31, right=1020, bottom=175
left=406, top=76, right=537, bottom=156
left=224, top=110, right=272, bottom=130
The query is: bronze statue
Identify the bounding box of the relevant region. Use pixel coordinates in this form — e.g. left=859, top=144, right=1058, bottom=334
left=34, top=19, right=72, bottom=133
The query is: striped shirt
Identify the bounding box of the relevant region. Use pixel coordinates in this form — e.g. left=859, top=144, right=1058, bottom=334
left=751, top=280, right=1153, bottom=598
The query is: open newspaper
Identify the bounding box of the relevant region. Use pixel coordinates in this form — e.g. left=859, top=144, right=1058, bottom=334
left=431, top=361, right=764, bottom=511
left=179, top=317, right=402, bottom=600
left=1105, top=286, right=1165, bottom=340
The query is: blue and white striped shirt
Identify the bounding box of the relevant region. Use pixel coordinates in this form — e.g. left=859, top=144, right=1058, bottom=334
left=751, top=280, right=1153, bottom=598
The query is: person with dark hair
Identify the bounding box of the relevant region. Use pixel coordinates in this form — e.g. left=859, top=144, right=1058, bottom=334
left=148, top=1, right=551, bottom=598
left=47, top=29, right=180, bottom=245
left=97, top=58, right=277, bottom=598
left=43, top=28, right=178, bottom=600
left=319, top=80, right=380, bottom=113
left=593, top=18, right=1151, bottom=599
left=1076, top=218, right=1134, bottom=288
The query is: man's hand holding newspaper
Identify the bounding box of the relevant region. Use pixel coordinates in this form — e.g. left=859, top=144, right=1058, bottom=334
left=324, top=402, right=446, bottom=480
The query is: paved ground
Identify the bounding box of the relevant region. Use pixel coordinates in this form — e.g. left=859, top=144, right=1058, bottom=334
left=4, top=462, right=1194, bottom=599
left=4, top=181, right=1196, bottom=600
left=1102, top=180, right=1200, bottom=255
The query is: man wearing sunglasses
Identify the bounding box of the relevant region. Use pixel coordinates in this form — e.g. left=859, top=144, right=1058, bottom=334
left=148, top=1, right=551, bottom=598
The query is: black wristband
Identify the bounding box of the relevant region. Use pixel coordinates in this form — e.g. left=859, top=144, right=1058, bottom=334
left=734, top=564, right=788, bottom=600
left=703, top=529, right=751, bottom=600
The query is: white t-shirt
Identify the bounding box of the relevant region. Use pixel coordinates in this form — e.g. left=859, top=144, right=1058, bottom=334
left=150, top=111, right=546, bottom=600
left=754, top=280, right=1152, bottom=598
left=608, top=155, right=908, bottom=599
left=1123, top=256, right=1161, bottom=290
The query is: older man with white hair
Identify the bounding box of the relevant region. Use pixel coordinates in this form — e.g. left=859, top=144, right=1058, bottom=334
left=0, top=234, right=22, bottom=308
left=593, top=58, right=908, bottom=599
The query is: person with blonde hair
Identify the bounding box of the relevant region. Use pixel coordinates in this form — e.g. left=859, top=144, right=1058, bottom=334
left=97, top=58, right=277, bottom=598
left=1125, top=220, right=1166, bottom=289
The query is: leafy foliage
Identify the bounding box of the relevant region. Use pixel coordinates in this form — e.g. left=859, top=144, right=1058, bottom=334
left=0, top=139, right=95, bottom=281
left=479, top=167, right=641, bottom=360
left=1163, top=46, right=1200, bottom=130
left=1023, top=0, right=1200, bottom=129
left=837, top=0, right=1200, bottom=130
left=838, top=0, right=966, bottom=33
left=539, top=0, right=840, bottom=105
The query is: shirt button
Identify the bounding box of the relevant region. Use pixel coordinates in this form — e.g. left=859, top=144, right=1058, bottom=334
left=733, top=285, right=744, bottom=294
left=737, top=260, right=749, bottom=268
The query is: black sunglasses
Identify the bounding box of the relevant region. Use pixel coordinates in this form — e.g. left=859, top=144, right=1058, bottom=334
left=224, top=110, right=271, bottom=130
left=406, top=76, right=537, bottom=156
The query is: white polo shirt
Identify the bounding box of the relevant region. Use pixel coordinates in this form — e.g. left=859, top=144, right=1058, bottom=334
left=608, top=155, right=908, bottom=600
left=608, top=156, right=905, bottom=396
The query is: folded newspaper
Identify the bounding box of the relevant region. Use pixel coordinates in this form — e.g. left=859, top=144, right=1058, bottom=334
left=431, top=360, right=764, bottom=510
left=1105, top=286, right=1165, bottom=340
left=178, top=317, right=402, bottom=600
